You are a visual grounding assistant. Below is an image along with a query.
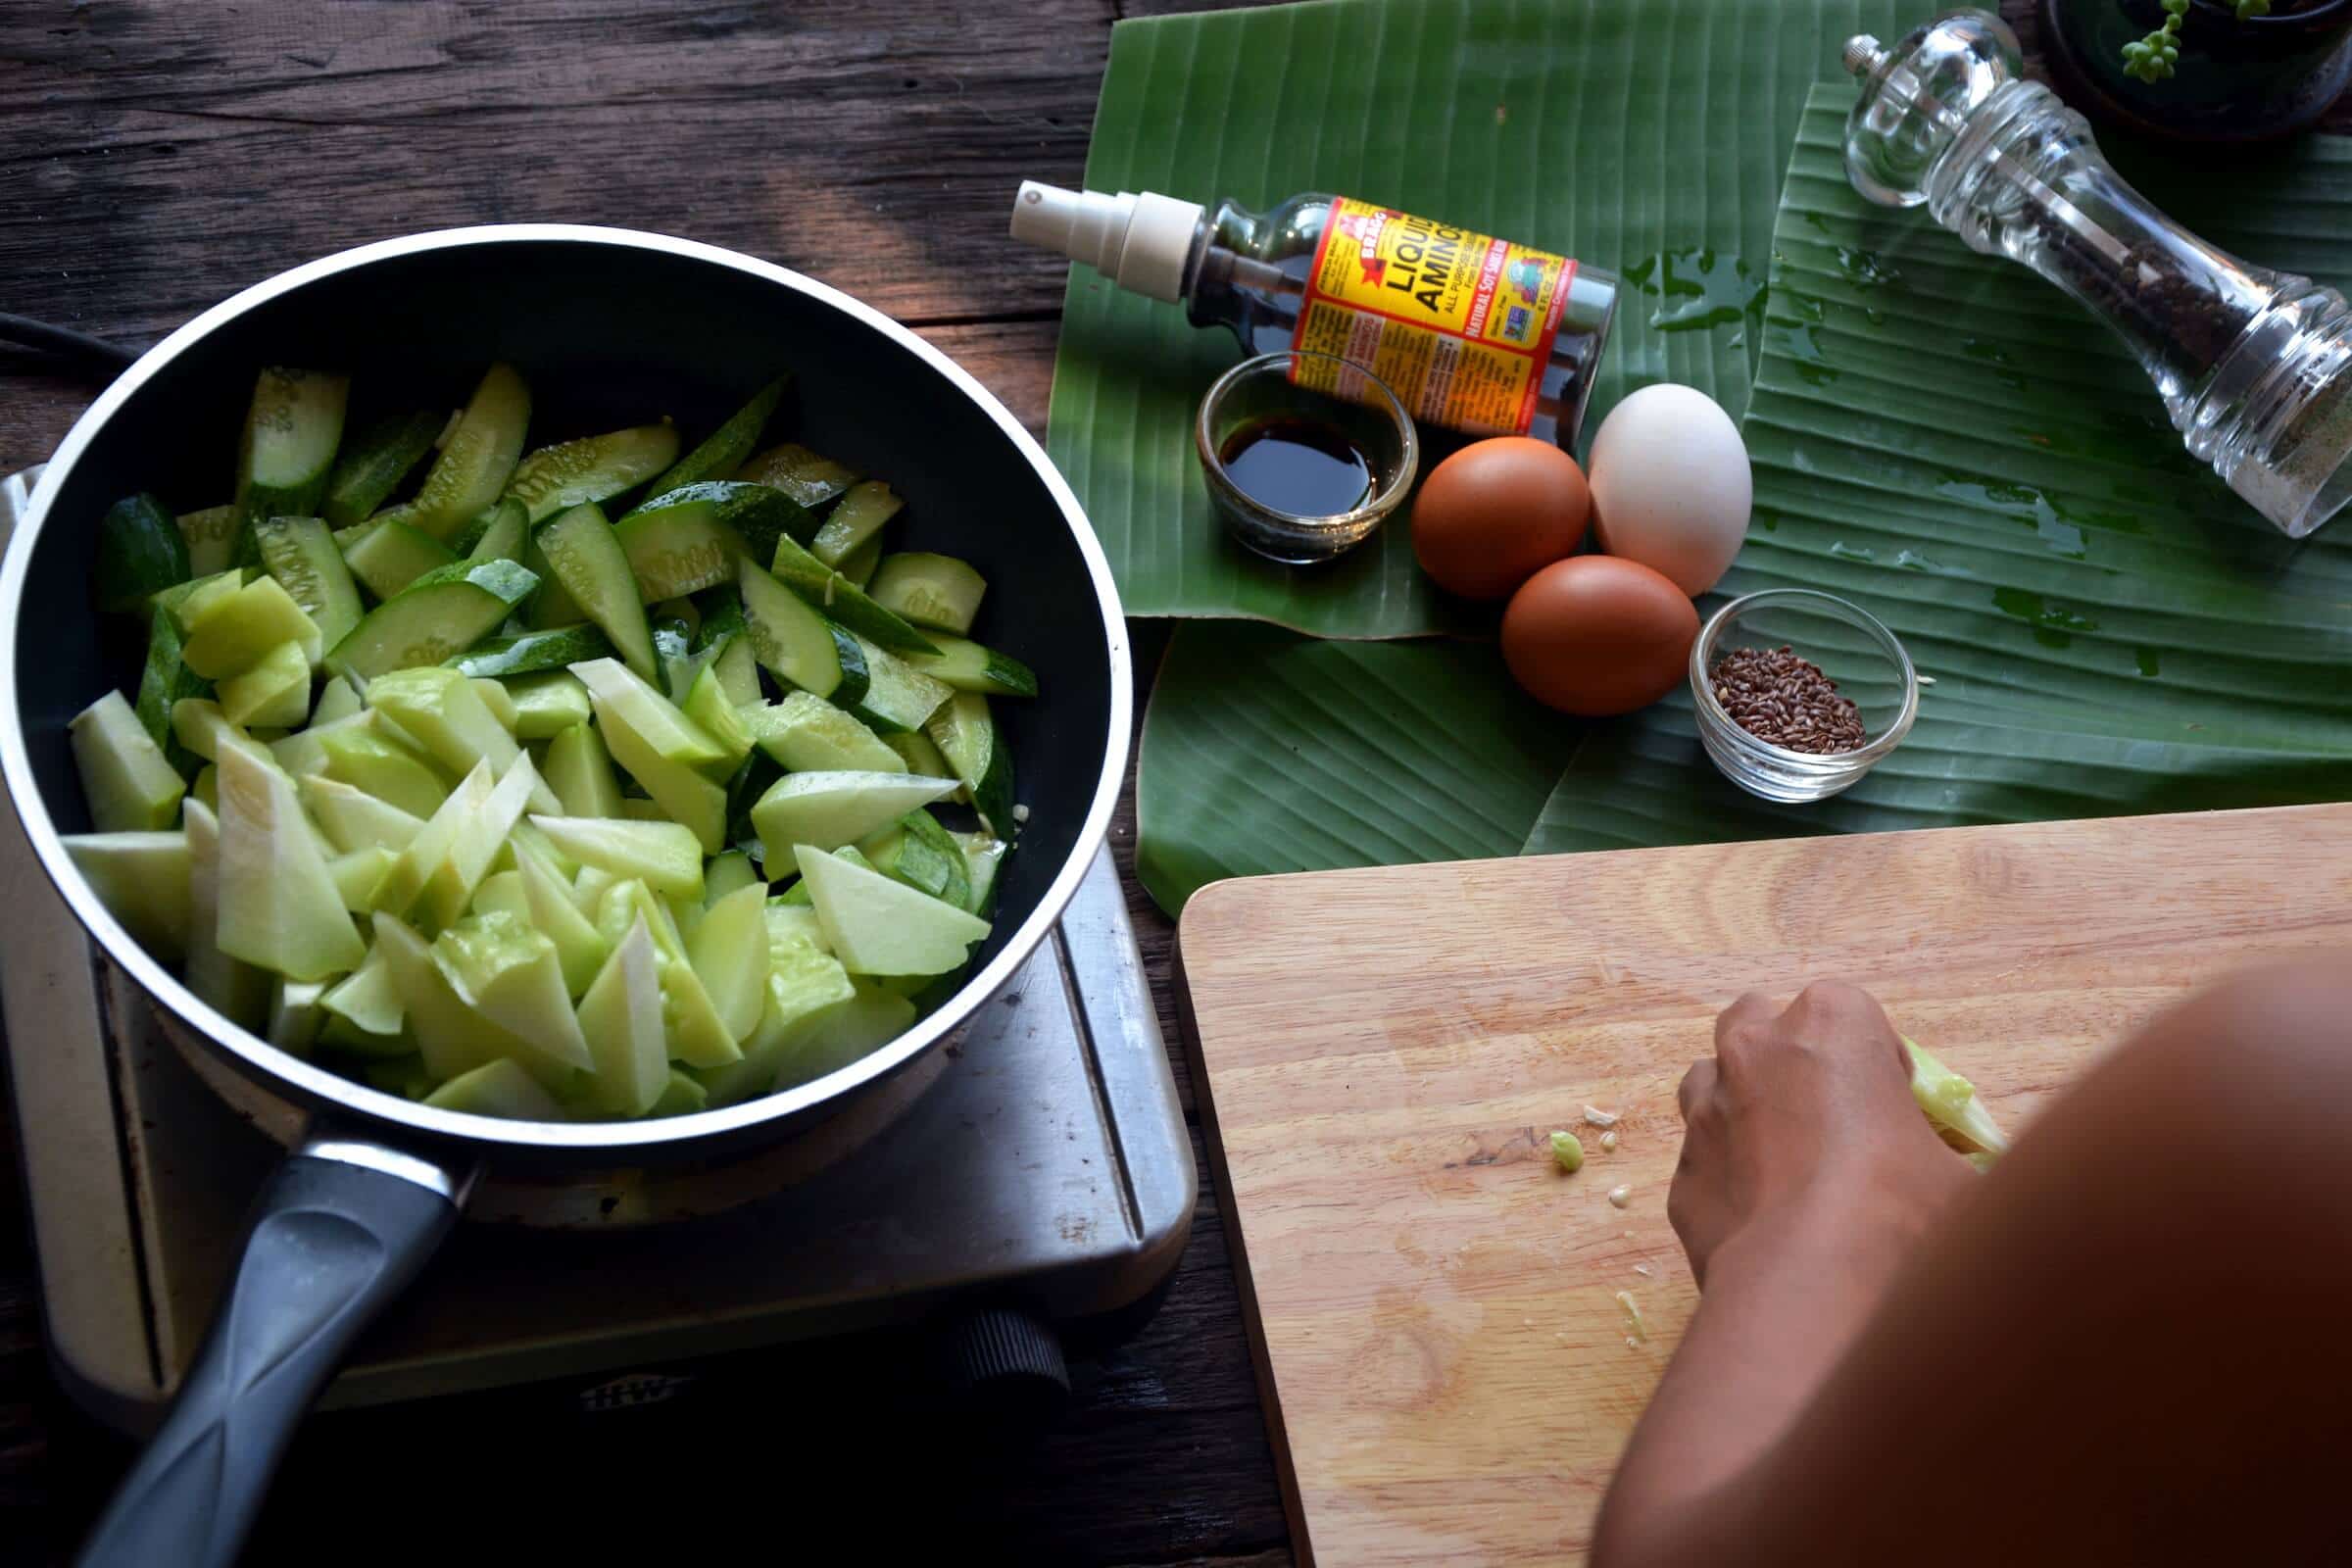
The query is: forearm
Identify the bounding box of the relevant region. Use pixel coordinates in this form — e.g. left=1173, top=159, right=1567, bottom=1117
left=1592, top=1197, right=1924, bottom=1567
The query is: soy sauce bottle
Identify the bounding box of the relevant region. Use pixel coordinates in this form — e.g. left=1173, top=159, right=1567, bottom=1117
left=1012, top=182, right=1620, bottom=450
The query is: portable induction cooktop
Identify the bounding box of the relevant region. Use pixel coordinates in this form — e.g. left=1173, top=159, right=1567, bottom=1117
left=0, top=464, right=1195, bottom=1438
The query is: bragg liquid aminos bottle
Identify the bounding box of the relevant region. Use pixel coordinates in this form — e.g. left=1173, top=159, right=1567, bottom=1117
left=1013, top=181, right=1620, bottom=450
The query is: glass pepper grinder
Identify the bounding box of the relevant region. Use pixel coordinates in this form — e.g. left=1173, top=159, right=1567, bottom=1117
left=1842, top=10, right=2352, bottom=538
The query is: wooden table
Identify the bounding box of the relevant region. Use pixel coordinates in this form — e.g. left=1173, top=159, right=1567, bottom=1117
left=0, top=2, right=2328, bottom=1562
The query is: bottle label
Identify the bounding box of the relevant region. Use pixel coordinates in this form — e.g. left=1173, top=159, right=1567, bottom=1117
left=1289, top=196, right=1576, bottom=436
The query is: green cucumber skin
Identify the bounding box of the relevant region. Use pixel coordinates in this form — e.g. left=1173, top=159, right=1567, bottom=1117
left=234, top=368, right=349, bottom=564
left=326, top=559, right=540, bottom=680
left=504, top=423, right=681, bottom=524
left=691, top=584, right=747, bottom=651
left=809, top=481, right=903, bottom=567
left=926, top=690, right=1012, bottom=835
left=625, top=481, right=819, bottom=564
left=342, top=518, right=457, bottom=602
left=736, top=558, right=866, bottom=704
left=612, top=500, right=747, bottom=603
left=134, top=610, right=212, bottom=777
left=252, top=514, right=364, bottom=650
left=645, top=375, right=788, bottom=498
left=535, top=503, right=659, bottom=684
left=461, top=499, right=529, bottom=564
left=322, top=410, right=443, bottom=528
left=766, top=533, right=938, bottom=656
left=906, top=635, right=1039, bottom=699
left=95, top=494, right=192, bottom=614
left=447, top=623, right=615, bottom=679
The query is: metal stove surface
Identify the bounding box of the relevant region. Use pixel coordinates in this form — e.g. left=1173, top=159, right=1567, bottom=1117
left=0, top=466, right=1194, bottom=1437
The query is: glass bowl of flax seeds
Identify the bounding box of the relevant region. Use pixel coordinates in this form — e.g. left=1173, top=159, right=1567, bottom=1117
left=1690, top=589, right=1919, bottom=803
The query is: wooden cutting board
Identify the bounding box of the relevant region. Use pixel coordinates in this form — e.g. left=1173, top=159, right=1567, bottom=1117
left=1174, top=803, right=2352, bottom=1566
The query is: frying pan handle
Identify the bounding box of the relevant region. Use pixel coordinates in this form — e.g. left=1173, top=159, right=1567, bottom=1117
left=75, top=1131, right=475, bottom=1568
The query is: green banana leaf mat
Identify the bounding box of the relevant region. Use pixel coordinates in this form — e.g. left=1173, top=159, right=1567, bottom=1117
left=1102, top=13, right=2352, bottom=912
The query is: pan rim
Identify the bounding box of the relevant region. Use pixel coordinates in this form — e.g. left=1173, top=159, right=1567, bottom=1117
left=0, top=222, right=1133, bottom=1157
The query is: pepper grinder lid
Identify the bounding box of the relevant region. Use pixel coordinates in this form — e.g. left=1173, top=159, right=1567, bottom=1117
left=1840, top=11, right=2025, bottom=209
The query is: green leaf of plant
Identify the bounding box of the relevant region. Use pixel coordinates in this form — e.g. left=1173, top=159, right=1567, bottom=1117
left=1052, top=0, right=1928, bottom=638
left=1525, top=90, right=2352, bottom=856
left=1135, top=622, right=1580, bottom=914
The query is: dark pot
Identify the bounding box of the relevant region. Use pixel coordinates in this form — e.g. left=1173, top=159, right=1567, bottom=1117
left=2040, top=0, right=2352, bottom=141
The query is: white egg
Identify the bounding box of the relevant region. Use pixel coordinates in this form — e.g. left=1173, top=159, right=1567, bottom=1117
left=1586, top=383, right=1751, bottom=596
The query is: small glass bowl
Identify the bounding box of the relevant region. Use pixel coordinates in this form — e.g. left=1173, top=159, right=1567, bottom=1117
left=1690, top=589, right=1919, bottom=803
left=1195, top=349, right=1419, bottom=565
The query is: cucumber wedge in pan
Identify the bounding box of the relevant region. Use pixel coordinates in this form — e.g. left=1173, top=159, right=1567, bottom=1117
left=765, top=533, right=937, bottom=656
left=375, top=363, right=530, bottom=542
left=453, top=498, right=528, bottom=564
left=734, top=441, right=858, bottom=509
left=903, top=634, right=1037, bottom=699
left=644, top=375, right=788, bottom=497
left=868, top=552, right=986, bottom=636
left=343, top=518, right=458, bottom=602
left=504, top=422, right=680, bottom=524
left=808, top=480, right=902, bottom=567
left=448, top=622, right=613, bottom=680
left=251, top=514, right=364, bottom=652
left=94, top=494, right=191, bottom=615
left=233, top=367, right=349, bottom=564
left=612, top=496, right=745, bottom=603
left=535, top=503, right=659, bottom=686
left=328, top=559, right=540, bottom=680
left=322, top=409, right=444, bottom=528
left=622, top=480, right=819, bottom=564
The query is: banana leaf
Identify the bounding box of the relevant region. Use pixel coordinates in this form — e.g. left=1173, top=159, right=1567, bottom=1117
left=1053, top=0, right=1928, bottom=637
left=1133, top=621, right=1580, bottom=914
left=1523, top=89, right=2352, bottom=856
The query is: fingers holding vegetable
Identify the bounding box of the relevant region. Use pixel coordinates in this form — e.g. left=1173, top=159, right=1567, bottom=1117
left=1671, top=981, right=1974, bottom=1286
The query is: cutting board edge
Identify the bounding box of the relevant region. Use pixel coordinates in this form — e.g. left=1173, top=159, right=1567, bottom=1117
left=1172, top=931, right=1322, bottom=1568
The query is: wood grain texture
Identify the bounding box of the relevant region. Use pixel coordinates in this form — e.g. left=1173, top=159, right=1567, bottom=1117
left=1178, top=803, right=2352, bottom=1566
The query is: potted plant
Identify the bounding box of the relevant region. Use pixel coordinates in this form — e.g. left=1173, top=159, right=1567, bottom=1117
left=2039, top=0, right=2352, bottom=140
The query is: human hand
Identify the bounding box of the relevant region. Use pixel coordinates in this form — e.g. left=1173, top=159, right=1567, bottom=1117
left=1669, top=981, right=1969, bottom=1287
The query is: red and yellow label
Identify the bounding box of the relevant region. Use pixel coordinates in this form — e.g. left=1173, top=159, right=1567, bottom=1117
left=1290, top=197, right=1575, bottom=436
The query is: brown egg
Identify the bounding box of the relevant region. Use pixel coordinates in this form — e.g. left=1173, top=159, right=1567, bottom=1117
left=1500, top=556, right=1698, bottom=716
left=1410, top=436, right=1592, bottom=600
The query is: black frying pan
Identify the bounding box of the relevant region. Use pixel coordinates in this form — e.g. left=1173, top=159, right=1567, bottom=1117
left=0, top=225, right=1130, bottom=1565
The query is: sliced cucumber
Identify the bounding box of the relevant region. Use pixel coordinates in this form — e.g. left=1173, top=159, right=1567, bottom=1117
left=234, top=368, right=349, bottom=563
left=712, top=637, right=761, bottom=707
left=529, top=814, right=704, bottom=899
left=767, top=533, right=938, bottom=655
left=883, top=729, right=954, bottom=784
left=857, top=816, right=969, bottom=910
left=840, top=633, right=951, bottom=735
left=652, top=611, right=699, bottom=703
left=614, top=496, right=747, bottom=603
left=424, top=1057, right=566, bottom=1120
left=836, top=535, right=882, bottom=590
left=299, top=773, right=425, bottom=855
left=792, top=845, right=988, bottom=977
left=218, top=640, right=313, bottom=728
left=521, top=529, right=584, bottom=630
left=868, top=552, right=986, bottom=636
left=535, top=504, right=658, bottom=685
left=177, top=505, right=241, bottom=579
left=952, top=830, right=1007, bottom=916
left=545, top=720, right=625, bottom=818
left=693, top=584, right=746, bottom=651
left=95, top=494, right=191, bottom=614
left=627, top=480, right=819, bottom=564
left=327, top=559, right=540, bottom=681
left=456, top=498, right=528, bottom=564
left=449, top=623, right=613, bottom=680
left=183, top=800, right=270, bottom=1027
left=382, top=363, right=530, bottom=541
left=135, top=607, right=213, bottom=777
left=568, top=658, right=728, bottom=851
left=65, top=830, right=193, bottom=962
left=318, top=721, right=451, bottom=819
left=575, top=915, right=668, bottom=1116
left=161, top=568, right=254, bottom=639
left=505, top=422, right=680, bottom=524
left=681, top=663, right=754, bottom=768
left=925, top=689, right=1013, bottom=834
left=181, top=575, right=321, bottom=679
left=503, top=670, right=593, bottom=740
left=752, top=771, right=956, bottom=854
left=705, top=849, right=760, bottom=905
left=322, top=409, right=444, bottom=528
left=688, top=882, right=769, bottom=1042
left=468, top=675, right=521, bottom=733
left=894, top=808, right=973, bottom=911
left=432, top=908, right=592, bottom=1070
left=215, top=744, right=367, bottom=981
left=342, top=517, right=458, bottom=602
left=904, top=634, right=1038, bottom=699
left=647, top=374, right=787, bottom=497
left=311, top=675, right=364, bottom=727
left=252, top=514, right=364, bottom=651
left=740, top=691, right=903, bottom=774
left=734, top=442, right=858, bottom=508
left=809, top=481, right=904, bottom=567
left=737, top=557, right=864, bottom=703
